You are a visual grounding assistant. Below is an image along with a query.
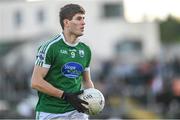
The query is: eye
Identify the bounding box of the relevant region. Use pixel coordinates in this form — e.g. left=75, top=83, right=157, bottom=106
left=76, top=16, right=85, bottom=21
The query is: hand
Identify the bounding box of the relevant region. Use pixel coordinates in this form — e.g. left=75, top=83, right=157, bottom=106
left=61, top=90, right=89, bottom=113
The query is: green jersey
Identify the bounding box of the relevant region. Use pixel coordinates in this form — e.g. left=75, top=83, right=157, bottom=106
left=35, top=33, right=91, bottom=113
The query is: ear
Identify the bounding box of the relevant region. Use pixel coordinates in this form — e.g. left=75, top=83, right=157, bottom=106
left=63, top=19, right=70, bottom=28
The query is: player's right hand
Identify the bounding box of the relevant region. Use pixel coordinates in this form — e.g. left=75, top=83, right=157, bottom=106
left=61, top=90, right=89, bottom=113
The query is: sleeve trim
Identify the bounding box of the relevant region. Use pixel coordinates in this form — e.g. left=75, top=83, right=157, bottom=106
left=84, top=67, right=90, bottom=71
left=42, top=64, right=51, bottom=68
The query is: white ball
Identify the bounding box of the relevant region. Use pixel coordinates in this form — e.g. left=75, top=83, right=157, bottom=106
left=79, top=88, right=105, bottom=115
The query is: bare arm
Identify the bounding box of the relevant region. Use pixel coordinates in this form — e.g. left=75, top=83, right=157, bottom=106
left=83, top=70, right=94, bottom=88
left=31, top=66, right=64, bottom=98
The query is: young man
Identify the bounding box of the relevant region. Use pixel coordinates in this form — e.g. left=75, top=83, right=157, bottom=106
left=31, top=4, right=94, bottom=120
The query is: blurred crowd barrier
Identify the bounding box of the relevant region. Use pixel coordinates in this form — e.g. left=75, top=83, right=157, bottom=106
left=0, top=45, right=180, bottom=119
left=93, top=55, right=180, bottom=119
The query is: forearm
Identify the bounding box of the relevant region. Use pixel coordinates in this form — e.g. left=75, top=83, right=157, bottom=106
left=83, top=70, right=94, bottom=88
left=84, top=80, right=94, bottom=88
left=31, top=78, right=63, bottom=98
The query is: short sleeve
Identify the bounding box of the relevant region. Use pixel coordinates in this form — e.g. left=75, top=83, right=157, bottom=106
left=35, top=44, right=54, bottom=68
left=84, top=46, right=91, bottom=71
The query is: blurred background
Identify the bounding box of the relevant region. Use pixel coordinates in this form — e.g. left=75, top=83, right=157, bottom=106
left=1, top=0, right=180, bottom=119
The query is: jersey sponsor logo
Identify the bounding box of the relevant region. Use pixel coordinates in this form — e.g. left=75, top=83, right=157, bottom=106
left=61, top=62, right=83, bottom=78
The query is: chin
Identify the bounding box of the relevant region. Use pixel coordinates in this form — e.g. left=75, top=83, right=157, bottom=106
left=77, top=33, right=83, bottom=37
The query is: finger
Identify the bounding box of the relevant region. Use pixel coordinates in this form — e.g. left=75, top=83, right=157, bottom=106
left=72, top=103, right=83, bottom=112
left=77, top=103, right=89, bottom=113
left=79, top=105, right=88, bottom=112
left=77, top=108, right=84, bottom=113
left=75, top=105, right=85, bottom=113
left=79, top=99, right=89, bottom=105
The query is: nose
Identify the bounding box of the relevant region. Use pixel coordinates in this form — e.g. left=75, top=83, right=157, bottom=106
left=82, top=19, right=85, bottom=25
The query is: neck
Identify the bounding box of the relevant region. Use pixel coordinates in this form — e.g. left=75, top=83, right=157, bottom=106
left=63, top=31, right=78, bottom=44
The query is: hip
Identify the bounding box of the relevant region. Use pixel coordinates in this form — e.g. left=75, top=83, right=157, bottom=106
left=36, top=110, right=89, bottom=120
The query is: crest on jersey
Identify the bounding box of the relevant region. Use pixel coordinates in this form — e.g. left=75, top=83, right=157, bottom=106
left=37, top=51, right=45, bottom=61
left=61, top=62, right=83, bottom=78
left=79, top=50, right=84, bottom=57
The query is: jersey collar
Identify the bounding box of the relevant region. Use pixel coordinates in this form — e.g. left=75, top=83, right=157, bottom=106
left=60, top=33, right=80, bottom=47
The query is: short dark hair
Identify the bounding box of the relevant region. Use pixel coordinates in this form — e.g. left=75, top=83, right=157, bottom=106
left=59, top=4, right=85, bottom=30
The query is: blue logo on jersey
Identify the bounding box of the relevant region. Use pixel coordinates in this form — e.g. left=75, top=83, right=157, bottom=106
left=61, top=62, right=83, bottom=78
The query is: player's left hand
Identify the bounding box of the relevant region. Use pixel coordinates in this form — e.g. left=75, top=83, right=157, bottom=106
left=61, top=90, right=89, bottom=113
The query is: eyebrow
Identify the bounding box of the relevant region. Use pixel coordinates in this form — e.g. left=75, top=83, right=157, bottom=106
left=76, top=16, right=85, bottom=20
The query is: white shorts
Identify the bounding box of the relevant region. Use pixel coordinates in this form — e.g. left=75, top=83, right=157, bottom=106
left=36, top=110, right=89, bottom=120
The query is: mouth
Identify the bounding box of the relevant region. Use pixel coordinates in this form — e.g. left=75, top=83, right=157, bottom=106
left=80, top=27, right=84, bottom=31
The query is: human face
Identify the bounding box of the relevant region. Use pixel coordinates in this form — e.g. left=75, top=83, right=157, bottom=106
left=67, top=13, right=85, bottom=37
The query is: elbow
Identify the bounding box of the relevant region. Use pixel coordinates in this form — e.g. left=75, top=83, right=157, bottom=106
left=31, top=82, right=36, bottom=89
left=31, top=81, right=36, bottom=89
